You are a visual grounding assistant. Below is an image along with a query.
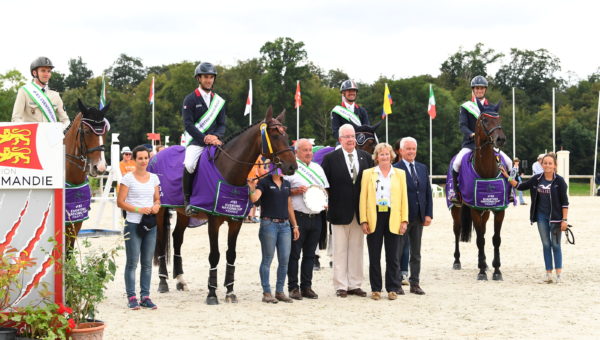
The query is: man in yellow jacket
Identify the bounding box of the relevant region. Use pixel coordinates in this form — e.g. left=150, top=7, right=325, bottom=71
left=359, top=142, right=408, bottom=300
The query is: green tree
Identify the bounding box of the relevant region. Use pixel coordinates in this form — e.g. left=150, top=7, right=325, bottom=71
left=0, top=69, right=26, bottom=122
left=105, top=54, right=146, bottom=90
left=50, top=70, right=67, bottom=93
left=439, top=43, right=503, bottom=89
left=65, top=57, right=93, bottom=89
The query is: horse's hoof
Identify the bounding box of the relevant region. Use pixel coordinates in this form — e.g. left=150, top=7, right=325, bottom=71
left=453, top=262, right=461, bottom=270
left=493, top=273, right=503, bottom=281
left=225, top=293, right=238, bottom=303
left=176, top=282, right=189, bottom=291
left=206, top=296, right=219, bottom=305
left=477, top=273, right=488, bottom=281
left=158, top=281, right=169, bottom=293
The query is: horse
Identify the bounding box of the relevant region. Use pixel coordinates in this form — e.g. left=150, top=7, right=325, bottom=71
left=64, top=99, right=109, bottom=250
left=446, top=102, right=509, bottom=281
left=152, top=106, right=297, bottom=304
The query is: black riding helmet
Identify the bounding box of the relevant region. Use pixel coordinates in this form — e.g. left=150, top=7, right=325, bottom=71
left=30, top=56, right=54, bottom=77
left=194, top=62, right=218, bottom=78
left=470, top=75, right=488, bottom=88
left=340, top=79, right=358, bottom=93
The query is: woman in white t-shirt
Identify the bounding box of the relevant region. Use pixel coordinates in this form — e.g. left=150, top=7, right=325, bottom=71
left=117, top=145, right=161, bottom=310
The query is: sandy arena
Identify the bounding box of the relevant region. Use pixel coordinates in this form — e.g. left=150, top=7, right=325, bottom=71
left=84, top=196, right=599, bottom=339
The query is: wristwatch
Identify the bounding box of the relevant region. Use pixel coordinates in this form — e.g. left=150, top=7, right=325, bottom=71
left=562, top=219, right=568, bottom=222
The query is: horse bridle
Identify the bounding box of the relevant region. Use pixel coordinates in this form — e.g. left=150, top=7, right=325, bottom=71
left=476, top=114, right=503, bottom=150
left=356, top=131, right=377, bottom=146
left=65, top=118, right=108, bottom=172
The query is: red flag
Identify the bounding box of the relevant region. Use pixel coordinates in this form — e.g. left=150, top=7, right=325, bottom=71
left=294, top=81, right=301, bottom=108
left=146, top=133, right=160, bottom=141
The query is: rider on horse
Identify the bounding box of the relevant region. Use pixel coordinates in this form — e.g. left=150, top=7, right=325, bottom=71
left=331, top=80, right=370, bottom=140
left=449, top=75, right=512, bottom=203
left=12, top=57, right=70, bottom=130
left=181, top=62, right=227, bottom=215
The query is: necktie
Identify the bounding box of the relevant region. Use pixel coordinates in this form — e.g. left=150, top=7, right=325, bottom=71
left=410, top=163, right=419, bottom=187
left=348, top=153, right=357, bottom=183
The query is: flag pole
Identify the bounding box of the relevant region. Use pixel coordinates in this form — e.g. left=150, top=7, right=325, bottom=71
left=512, top=87, right=516, bottom=158
left=429, top=116, right=432, bottom=186
left=296, top=80, right=300, bottom=140
left=249, top=79, right=252, bottom=126
left=593, top=91, right=600, bottom=196
left=385, top=83, right=389, bottom=143
left=152, top=76, right=155, bottom=150
left=552, top=87, right=556, bottom=153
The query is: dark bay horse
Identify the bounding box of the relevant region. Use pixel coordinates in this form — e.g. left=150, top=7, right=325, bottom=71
left=64, top=99, right=109, bottom=249
left=448, top=102, right=508, bottom=280
left=154, top=107, right=297, bottom=304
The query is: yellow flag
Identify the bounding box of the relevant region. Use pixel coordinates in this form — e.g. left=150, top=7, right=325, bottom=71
left=382, top=83, right=393, bottom=117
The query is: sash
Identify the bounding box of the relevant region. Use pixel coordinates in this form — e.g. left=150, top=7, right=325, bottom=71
left=184, top=94, right=225, bottom=146
left=332, top=105, right=361, bottom=126
left=296, top=159, right=326, bottom=186
left=21, top=82, right=57, bottom=122
left=461, top=101, right=480, bottom=119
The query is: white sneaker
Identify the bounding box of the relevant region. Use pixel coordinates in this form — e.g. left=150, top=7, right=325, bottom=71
left=555, top=274, right=561, bottom=283
left=544, top=273, right=553, bottom=283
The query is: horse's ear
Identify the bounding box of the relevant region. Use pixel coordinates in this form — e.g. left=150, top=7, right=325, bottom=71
left=101, top=101, right=111, bottom=115
left=275, top=109, right=286, bottom=124
left=494, top=100, right=502, bottom=113
left=77, top=99, right=87, bottom=114
left=265, top=105, right=273, bottom=122
left=476, top=99, right=485, bottom=114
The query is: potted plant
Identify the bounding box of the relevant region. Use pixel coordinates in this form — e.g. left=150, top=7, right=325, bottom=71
left=64, top=238, right=120, bottom=340
left=1, top=245, right=35, bottom=339
left=5, top=303, right=74, bottom=340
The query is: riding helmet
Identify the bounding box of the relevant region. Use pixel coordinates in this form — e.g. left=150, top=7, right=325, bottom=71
left=30, top=56, right=54, bottom=76
left=470, top=75, right=488, bottom=88
left=340, top=79, right=359, bottom=93
left=194, top=62, right=218, bottom=77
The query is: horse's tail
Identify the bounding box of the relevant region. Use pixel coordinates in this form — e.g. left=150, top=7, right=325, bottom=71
left=154, top=207, right=171, bottom=266
left=460, top=205, right=473, bottom=242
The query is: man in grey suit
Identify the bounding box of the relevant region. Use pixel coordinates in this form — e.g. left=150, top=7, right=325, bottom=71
left=393, top=137, right=433, bottom=295
left=322, top=124, right=373, bottom=298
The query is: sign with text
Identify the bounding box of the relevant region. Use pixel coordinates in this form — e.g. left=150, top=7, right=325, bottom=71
left=0, top=123, right=64, bottom=189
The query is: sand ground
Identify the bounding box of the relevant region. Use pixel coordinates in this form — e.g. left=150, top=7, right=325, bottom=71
left=84, top=196, right=600, bottom=339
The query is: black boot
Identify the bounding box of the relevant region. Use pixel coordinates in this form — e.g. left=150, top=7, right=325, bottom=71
left=182, top=169, right=195, bottom=216
left=451, top=170, right=462, bottom=204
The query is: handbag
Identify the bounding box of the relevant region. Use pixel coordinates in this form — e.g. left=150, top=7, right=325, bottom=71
left=137, top=213, right=157, bottom=236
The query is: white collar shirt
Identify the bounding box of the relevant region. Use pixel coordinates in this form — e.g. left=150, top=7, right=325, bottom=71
left=198, top=87, right=212, bottom=107
left=342, top=148, right=359, bottom=178
left=374, top=165, right=393, bottom=204
left=284, top=159, right=329, bottom=213
left=402, top=159, right=417, bottom=178
left=342, top=100, right=355, bottom=113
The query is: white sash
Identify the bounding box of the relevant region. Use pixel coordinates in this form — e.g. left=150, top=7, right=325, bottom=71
left=331, top=105, right=361, bottom=126
left=185, top=94, right=225, bottom=146
left=296, top=159, right=326, bottom=186
left=21, top=82, right=57, bottom=122
left=461, top=101, right=481, bottom=119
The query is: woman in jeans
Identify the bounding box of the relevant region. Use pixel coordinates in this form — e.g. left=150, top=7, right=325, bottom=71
left=501, top=153, right=569, bottom=283
left=117, top=145, right=161, bottom=309
left=248, top=166, right=299, bottom=303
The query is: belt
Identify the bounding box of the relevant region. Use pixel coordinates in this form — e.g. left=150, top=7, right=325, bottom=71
left=261, top=217, right=288, bottom=223
left=295, top=211, right=320, bottom=218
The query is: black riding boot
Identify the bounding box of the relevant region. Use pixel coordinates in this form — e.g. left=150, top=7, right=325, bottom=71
left=182, top=169, right=195, bottom=216
left=451, top=170, right=462, bottom=204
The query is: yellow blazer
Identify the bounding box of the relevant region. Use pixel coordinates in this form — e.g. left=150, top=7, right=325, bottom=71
left=359, top=167, right=408, bottom=235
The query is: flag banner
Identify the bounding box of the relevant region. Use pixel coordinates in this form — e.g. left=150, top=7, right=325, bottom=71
left=244, top=79, right=253, bottom=116
left=99, top=76, right=106, bottom=110
left=381, top=83, right=393, bottom=119
left=149, top=77, right=155, bottom=104
left=428, top=84, right=437, bottom=119
left=147, top=132, right=160, bottom=141
left=294, top=81, right=302, bottom=108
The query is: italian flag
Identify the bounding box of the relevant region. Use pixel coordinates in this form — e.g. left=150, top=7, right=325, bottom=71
left=428, top=84, right=436, bottom=119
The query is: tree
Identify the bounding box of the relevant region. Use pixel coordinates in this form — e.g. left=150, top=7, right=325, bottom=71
left=65, top=57, right=93, bottom=89
left=495, top=48, right=563, bottom=111
left=324, top=69, right=349, bottom=89
left=105, top=54, right=146, bottom=90
left=0, top=70, right=26, bottom=122
left=51, top=70, right=67, bottom=93
left=439, top=43, right=503, bottom=89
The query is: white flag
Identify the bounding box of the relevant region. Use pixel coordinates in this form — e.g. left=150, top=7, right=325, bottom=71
left=244, top=79, right=253, bottom=116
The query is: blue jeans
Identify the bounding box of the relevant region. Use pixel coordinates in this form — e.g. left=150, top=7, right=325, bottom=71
left=258, top=220, right=292, bottom=293
left=124, top=221, right=157, bottom=298
left=536, top=213, right=562, bottom=271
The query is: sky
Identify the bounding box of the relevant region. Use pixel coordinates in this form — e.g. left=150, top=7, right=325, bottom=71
left=1, top=0, right=598, bottom=85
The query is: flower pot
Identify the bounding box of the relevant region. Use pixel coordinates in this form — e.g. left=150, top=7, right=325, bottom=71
left=0, top=328, right=17, bottom=340
left=70, top=322, right=105, bottom=340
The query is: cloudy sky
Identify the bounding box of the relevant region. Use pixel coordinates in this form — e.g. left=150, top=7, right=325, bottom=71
left=1, top=0, right=598, bottom=84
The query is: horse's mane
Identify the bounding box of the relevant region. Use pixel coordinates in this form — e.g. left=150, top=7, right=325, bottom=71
left=63, top=112, right=82, bottom=135
left=222, top=120, right=262, bottom=145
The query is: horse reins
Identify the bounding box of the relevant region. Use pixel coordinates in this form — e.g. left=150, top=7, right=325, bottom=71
left=475, top=114, right=503, bottom=150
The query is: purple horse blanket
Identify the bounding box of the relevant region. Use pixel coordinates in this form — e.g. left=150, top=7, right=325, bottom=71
left=147, top=146, right=251, bottom=218
left=445, top=151, right=511, bottom=211
left=312, top=146, right=334, bottom=165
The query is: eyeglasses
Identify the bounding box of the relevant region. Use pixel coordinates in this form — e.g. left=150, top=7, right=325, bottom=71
left=124, top=153, right=132, bottom=156
left=340, top=135, right=356, bottom=139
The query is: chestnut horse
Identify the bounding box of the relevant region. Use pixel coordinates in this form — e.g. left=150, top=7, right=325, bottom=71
left=64, top=99, right=109, bottom=250
left=153, top=107, right=297, bottom=304
left=448, top=102, right=508, bottom=281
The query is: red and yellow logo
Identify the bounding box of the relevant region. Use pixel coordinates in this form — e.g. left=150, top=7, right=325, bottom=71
left=0, top=124, right=42, bottom=170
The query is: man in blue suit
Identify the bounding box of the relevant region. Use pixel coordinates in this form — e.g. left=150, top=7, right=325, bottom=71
left=393, top=137, right=433, bottom=295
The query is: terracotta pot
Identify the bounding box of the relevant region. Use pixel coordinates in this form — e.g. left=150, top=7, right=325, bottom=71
left=70, top=322, right=105, bottom=340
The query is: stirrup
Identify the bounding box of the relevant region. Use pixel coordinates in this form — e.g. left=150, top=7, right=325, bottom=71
left=184, top=204, right=195, bottom=216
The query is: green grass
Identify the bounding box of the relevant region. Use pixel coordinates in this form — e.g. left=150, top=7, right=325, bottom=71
left=569, top=181, right=594, bottom=196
